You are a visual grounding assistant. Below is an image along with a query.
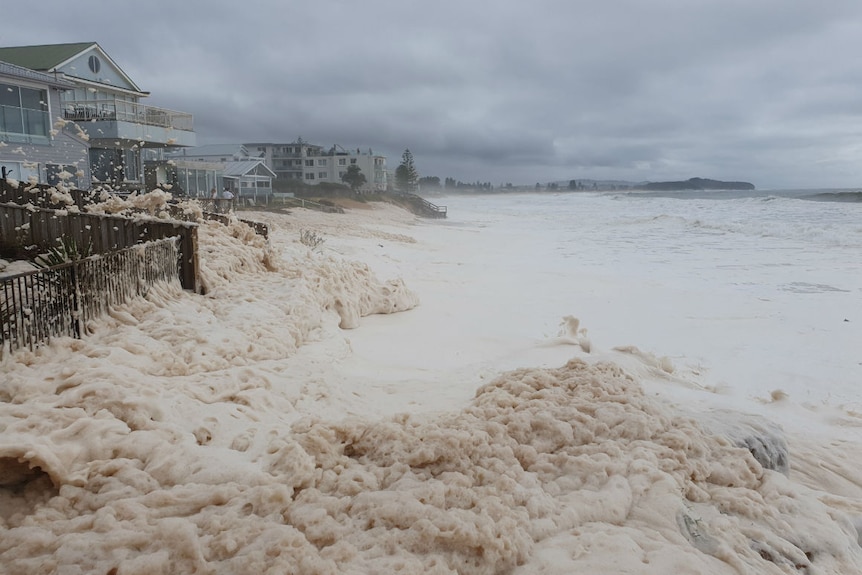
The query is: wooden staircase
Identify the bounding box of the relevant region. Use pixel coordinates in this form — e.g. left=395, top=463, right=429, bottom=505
left=392, top=193, right=447, bottom=218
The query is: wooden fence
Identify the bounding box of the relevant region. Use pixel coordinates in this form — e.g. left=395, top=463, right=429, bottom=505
left=0, top=179, right=96, bottom=211
left=1, top=237, right=180, bottom=356
left=165, top=205, right=269, bottom=239
left=0, top=203, right=200, bottom=292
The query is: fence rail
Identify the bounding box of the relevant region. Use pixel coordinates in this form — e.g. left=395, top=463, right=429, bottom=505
left=0, top=202, right=200, bottom=292
left=0, top=180, right=95, bottom=211
left=1, top=237, right=180, bottom=356
left=165, top=204, right=269, bottom=239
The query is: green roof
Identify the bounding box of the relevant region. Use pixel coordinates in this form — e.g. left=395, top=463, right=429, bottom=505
left=0, top=42, right=96, bottom=71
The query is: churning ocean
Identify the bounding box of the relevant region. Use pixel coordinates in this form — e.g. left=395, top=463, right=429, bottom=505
left=398, top=188, right=862, bottom=417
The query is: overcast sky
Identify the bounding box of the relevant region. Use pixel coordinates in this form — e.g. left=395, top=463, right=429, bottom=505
left=4, top=1, right=862, bottom=188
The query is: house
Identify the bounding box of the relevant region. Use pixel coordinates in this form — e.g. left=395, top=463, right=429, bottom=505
left=222, top=159, right=276, bottom=202
left=166, top=144, right=251, bottom=164
left=0, top=59, right=90, bottom=188
left=0, top=42, right=196, bottom=190
left=143, top=159, right=225, bottom=198
left=246, top=140, right=388, bottom=192
left=160, top=145, right=275, bottom=201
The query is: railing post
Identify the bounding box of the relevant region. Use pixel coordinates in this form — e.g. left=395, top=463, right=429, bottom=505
left=70, top=264, right=81, bottom=339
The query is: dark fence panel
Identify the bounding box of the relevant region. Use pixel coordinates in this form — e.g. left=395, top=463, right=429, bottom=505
left=0, top=179, right=95, bottom=211
left=1, top=237, right=180, bottom=356
left=0, top=203, right=199, bottom=292
left=165, top=205, right=269, bottom=239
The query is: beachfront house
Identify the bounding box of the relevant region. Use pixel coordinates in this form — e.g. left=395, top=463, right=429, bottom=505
left=162, top=144, right=275, bottom=202
left=0, top=42, right=196, bottom=190
left=222, top=159, right=276, bottom=203
left=167, top=143, right=251, bottom=164
left=0, top=59, right=90, bottom=188
left=143, top=159, right=225, bottom=198
left=247, top=141, right=388, bottom=192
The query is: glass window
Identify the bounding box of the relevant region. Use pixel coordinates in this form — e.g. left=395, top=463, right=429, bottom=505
left=338, top=158, right=346, bottom=166
left=305, top=159, right=314, bottom=167
left=305, top=173, right=314, bottom=180
left=20, top=88, right=48, bottom=111
left=318, top=172, right=327, bottom=178
left=46, top=164, right=80, bottom=187
left=0, top=83, right=49, bottom=143
left=1, top=105, right=24, bottom=135
left=0, top=83, right=20, bottom=107
left=317, top=159, right=327, bottom=166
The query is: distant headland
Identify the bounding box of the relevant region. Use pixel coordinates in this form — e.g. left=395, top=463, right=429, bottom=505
left=641, top=177, right=755, bottom=191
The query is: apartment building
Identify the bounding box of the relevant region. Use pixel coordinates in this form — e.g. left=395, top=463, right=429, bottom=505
left=246, top=141, right=388, bottom=192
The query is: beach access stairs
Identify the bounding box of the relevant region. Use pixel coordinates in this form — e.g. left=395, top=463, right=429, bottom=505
left=389, top=193, right=447, bottom=218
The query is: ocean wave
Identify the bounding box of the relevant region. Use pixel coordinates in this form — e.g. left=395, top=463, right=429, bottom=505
left=803, top=191, right=862, bottom=203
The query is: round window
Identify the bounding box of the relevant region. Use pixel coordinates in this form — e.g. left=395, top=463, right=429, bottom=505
left=88, top=55, right=101, bottom=74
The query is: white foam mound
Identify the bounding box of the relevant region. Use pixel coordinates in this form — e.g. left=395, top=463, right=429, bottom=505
left=2, top=358, right=860, bottom=574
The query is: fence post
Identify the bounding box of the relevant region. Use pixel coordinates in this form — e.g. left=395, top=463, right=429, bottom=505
left=70, top=264, right=81, bottom=339
left=177, top=225, right=200, bottom=293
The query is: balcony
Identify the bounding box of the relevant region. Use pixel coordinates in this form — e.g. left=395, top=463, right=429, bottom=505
left=62, top=99, right=196, bottom=147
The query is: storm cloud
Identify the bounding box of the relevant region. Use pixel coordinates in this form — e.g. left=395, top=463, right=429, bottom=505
left=3, top=0, right=862, bottom=188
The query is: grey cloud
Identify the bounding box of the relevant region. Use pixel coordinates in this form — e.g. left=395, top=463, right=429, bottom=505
left=3, top=0, right=862, bottom=188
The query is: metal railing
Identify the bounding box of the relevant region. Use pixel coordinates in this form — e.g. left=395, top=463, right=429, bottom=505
left=62, top=99, right=194, bottom=132
left=393, top=193, right=447, bottom=218
left=1, top=237, right=180, bottom=356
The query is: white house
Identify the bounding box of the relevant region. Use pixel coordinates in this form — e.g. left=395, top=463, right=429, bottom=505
left=0, top=42, right=196, bottom=189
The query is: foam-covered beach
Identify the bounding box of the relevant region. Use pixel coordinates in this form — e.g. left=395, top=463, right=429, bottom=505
left=1, top=192, right=861, bottom=574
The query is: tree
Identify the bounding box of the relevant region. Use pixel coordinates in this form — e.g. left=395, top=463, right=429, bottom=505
left=341, top=164, right=367, bottom=192
left=418, top=176, right=440, bottom=189
left=395, top=149, right=419, bottom=193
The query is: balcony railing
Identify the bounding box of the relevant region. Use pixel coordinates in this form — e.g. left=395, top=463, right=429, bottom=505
left=62, top=100, right=194, bottom=132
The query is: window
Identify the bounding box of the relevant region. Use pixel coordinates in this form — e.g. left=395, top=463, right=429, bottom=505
left=305, top=159, right=314, bottom=167
left=0, top=83, right=50, bottom=144
left=1, top=160, right=39, bottom=184
left=305, top=173, right=315, bottom=180
left=338, top=158, right=347, bottom=166
left=317, top=159, right=327, bottom=166
left=350, top=159, right=357, bottom=164
left=46, top=164, right=80, bottom=188
left=88, top=55, right=101, bottom=74
left=318, top=172, right=327, bottom=179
